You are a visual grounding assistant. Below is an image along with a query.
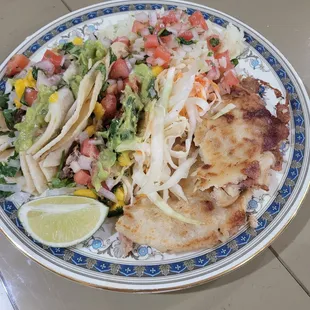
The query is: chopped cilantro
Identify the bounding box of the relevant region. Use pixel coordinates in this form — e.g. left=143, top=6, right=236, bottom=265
left=3, top=109, right=17, bottom=130
left=109, top=48, right=117, bottom=64
left=176, top=37, right=197, bottom=45
left=231, top=58, right=239, bottom=67
left=209, top=37, right=220, bottom=47
left=0, top=163, right=18, bottom=178
left=148, top=26, right=154, bottom=34
left=0, top=92, right=9, bottom=110
left=158, top=28, right=172, bottom=37
left=32, top=67, right=39, bottom=80
left=96, top=63, right=106, bottom=77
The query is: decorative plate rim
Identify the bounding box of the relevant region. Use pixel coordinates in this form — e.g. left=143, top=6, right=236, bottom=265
left=0, top=0, right=309, bottom=293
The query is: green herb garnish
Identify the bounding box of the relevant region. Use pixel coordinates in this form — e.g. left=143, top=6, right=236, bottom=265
left=209, top=37, right=220, bottom=47
left=148, top=26, right=155, bottom=34
left=0, top=92, right=9, bottom=110
left=96, top=63, right=107, bottom=77
left=231, top=58, right=239, bottom=67
left=176, top=37, right=197, bottom=45
left=3, top=109, right=17, bottom=130
left=109, top=47, right=117, bottom=64
left=32, top=67, right=39, bottom=80
left=158, top=28, right=172, bottom=37
left=0, top=162, right=18, bottom=178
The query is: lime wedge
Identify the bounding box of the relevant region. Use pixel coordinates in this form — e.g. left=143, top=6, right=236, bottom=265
left=18, top=195, right=109, bottom=247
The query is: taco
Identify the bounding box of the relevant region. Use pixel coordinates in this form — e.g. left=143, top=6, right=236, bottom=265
left=27, top=87, right=74, bottom=155
left=33, top=63, right=105, bottom=161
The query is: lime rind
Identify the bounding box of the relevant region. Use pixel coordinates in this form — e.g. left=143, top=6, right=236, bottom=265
left=17, top=195, right=109, bottom=247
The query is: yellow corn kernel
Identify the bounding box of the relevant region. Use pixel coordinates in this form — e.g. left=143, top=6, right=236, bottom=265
left=85, top=125, right=96, bottom=137
left=24, top=70, right=36, bottom=88
left=152, top=66, right=164, bottom=77
left=118, top=152, right=131, bottom=167
left=115, top=187, right=125, bottom=205
left=14, top=98, right=22, bottom=109
left=94, top=102, right=105, bottom=120
left=74, top=189, right=98, bottom=199
left=73, top=37, right=83, bottom=46
left=14, top=79, right=26, bottom=99
left=49, top=92, right=59, bottom=103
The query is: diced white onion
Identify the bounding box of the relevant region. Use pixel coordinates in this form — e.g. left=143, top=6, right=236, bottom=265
left=77, top=155, right=93, bottom=171
left=140, top=28, right=150, bottom=37
left=5, top=80, right=13, bottom=94
left=107, top=79, right=117, bottom=85
left=35, top=60, right=55, bottom=75
left=7, top=192, right=31, bottom=208
left=78, top=131, right=89, bottom=144
left=98, top=187, right=118, bottom=203
left=101, top=38, right=112, bottom=48
left=0, top=183, right=21, bottom=193
left=135, top=12, right=149, bottom=23
left=149, top=11, right=158, bottom=27
left=70, top=161, right=81, bottom=173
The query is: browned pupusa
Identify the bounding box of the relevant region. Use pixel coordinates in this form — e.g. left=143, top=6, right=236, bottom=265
left=116, top=79, right=290, bottom=254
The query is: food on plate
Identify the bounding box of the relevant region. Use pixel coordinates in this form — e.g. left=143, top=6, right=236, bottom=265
left=0, top=8, right=290, bottom=254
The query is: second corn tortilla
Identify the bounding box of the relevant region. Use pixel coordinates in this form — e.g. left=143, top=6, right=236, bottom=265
left=20, top=152, right=36, bottom=194
left=25, top=154, right=48, bottom=194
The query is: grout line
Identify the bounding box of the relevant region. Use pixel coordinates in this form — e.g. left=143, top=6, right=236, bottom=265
left=0, top=272, right=19, bottom=310
left=61, top=0, right=72, bottom=12
left=269, top=246, right=310, bottom=298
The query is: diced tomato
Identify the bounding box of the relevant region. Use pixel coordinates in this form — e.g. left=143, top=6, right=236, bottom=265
left=207, top=35, right=221, bottom=52
left=160, top=34, right=173, bottom=44
left=74, top=170, right=91, bottom=186
left=189, top=11, right=208, bottom=30
left=154, top=46, right=171, bottom=63
left=43, top=50, right=63, bottom=69
left=223, top=70, right=239, bottom=87
left=179, top=31, right=193, bottom=41
left=109, top=59, right=130, bottom=79
left=101, top=94, right=117, bottom=119
left=113, top=36, right=130, bottom=46
left=5, top=54, right=30, bottom=77
left=132, top=20, right=145, bottom=34
left=24, top=88, right=38, bottom=106
left=215, top=50, right=233, bottom=73
left=144, top=35, right=159, bottom=49
left=162, top=11, right=178, bottom=25
left=81, top=139, right=100, bottom=159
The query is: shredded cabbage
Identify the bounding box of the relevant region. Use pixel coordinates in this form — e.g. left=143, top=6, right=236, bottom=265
left=211, top=103, right=236, bottom=120
left=147, top=192, right=203, bottom=225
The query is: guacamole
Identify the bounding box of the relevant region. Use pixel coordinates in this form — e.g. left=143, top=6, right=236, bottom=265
left=14, top=85, right=54, bottom=152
